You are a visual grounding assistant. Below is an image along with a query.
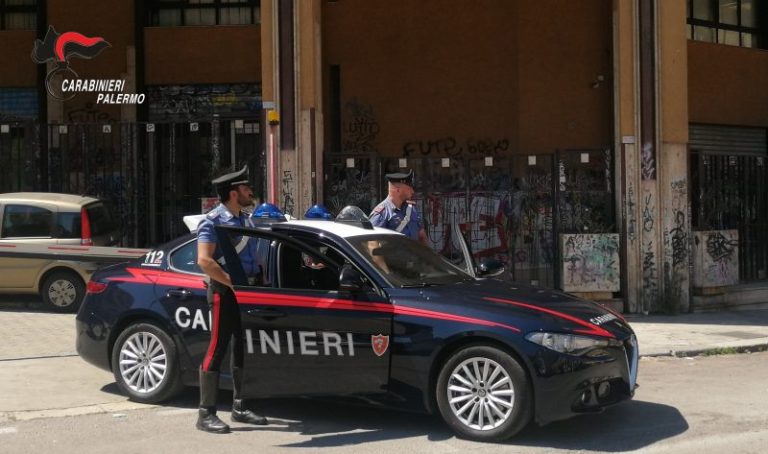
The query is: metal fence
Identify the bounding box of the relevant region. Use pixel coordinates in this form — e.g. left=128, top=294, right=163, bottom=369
left=1, top=120, right=263, bottom=247
left=691, top=152, right=768, bottom=281
left=0, top=121, right=40, bottom=193
left=325, top=149, right=615, bottom=288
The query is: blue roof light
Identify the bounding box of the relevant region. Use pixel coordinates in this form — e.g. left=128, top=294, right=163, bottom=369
left=252, top=202, right=286, bottom=221
left=304, top=204, right=333, bottom=220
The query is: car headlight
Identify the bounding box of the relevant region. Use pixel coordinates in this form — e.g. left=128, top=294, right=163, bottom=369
left=525, top=332, right=621, bottom=355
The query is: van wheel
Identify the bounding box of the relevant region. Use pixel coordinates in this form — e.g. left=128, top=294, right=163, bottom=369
left=111, top=322, right=185, bottom=403
left=41, top=270, right=85, bottom=313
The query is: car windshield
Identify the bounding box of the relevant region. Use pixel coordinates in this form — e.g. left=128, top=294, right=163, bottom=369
left=347, top=234, right=471, bottom=287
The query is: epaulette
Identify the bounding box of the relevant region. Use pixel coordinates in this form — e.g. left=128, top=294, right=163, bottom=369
left=406, top=200, right=416, bottom=205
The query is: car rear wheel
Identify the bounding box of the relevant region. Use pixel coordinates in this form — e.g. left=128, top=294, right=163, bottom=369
left=111, top=322, right=185, bottom=403
left=41, top=270, right=85, bottom=313
left=436, top=345, right=532, bottom=442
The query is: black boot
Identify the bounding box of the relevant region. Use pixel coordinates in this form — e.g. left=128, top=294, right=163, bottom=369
left=231, top=367, right=268, bottom=425
left=196, top=369, right=230, bottom=434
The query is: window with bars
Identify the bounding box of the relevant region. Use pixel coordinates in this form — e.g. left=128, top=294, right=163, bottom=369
left=0, top=0, right=36, bottom=30
left=147, top=0, right=260, bottom=27
left=687, top=0, right=766, bottom=49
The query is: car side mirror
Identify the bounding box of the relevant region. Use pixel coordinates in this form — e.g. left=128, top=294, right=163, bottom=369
left=477, top=258, right=505, bottom=277
left=339, top=264, right=366, bottom=294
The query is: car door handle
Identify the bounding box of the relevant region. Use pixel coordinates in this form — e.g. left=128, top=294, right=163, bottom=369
left=247, top=307, right=286, bottom=318
left=166, top=288, right=192, bottom=299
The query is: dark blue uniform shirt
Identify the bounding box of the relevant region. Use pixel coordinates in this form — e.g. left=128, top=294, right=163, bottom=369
left=369, top=197, right=423, bottom=241
left=197, top=204, right=258, bottom=276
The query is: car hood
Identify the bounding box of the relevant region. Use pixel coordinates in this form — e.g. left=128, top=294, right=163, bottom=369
left=389, top=278, right=633, bottom=340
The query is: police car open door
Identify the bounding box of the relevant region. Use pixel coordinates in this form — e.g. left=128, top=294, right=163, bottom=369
left=216, top=225, right=392, bottom=398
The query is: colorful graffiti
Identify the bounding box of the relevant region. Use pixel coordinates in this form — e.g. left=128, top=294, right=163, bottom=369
left=560, top=233, right=620, bottom=292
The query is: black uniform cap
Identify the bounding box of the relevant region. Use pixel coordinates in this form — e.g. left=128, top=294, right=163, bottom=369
left=385, top=169, right=414, bottom=186
left=212, top=165, right=250, bottom=190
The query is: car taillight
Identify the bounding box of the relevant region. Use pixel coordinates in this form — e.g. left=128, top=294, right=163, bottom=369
left=81, top=207, right=93, bottom=246
left=86, top=281, right=108, bottom=294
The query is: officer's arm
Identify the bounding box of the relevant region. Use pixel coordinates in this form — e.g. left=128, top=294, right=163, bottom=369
left=369, top=207, right=386, bottom=227
left=418, top=228, right=428, bottom=246
left=197, top=241, right=232, bottom=288
left=414, top=208, right=428, bottom=245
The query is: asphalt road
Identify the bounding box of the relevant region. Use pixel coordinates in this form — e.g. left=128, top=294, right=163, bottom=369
left=1, top=298, right=767, bottom=453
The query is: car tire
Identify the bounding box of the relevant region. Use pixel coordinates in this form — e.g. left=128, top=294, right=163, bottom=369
left=41, top=270, right=85, bottom=313
left=436, top=344, right=532, bottom=442
left=111, top=322, right=185, bottom=404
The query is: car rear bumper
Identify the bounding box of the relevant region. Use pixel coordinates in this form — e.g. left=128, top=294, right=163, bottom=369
left=75, top=313, right=112, bottom=372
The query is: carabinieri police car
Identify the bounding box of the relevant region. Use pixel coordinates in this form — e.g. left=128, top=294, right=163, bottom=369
left=76, top=206, right=639, bottom=442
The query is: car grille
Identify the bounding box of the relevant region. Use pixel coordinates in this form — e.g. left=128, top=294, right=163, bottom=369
left=623, top=334, right=639, bottom=392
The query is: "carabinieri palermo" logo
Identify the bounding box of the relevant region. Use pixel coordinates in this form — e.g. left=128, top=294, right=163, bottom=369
left=31, top=26, right=144, bottom=104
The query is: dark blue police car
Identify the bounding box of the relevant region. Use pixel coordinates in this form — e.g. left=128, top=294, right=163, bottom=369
left=76, top=212, right=638, bottom=442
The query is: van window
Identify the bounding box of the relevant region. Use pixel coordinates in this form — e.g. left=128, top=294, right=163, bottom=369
left=84, top=202, right=118, bottom=236
left=55, top=212, right=81, bottom=239
left=1, top=204, right=53, bottom=238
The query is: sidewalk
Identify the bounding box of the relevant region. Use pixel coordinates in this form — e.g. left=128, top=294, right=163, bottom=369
left=627, top=309, right=768, bottom=357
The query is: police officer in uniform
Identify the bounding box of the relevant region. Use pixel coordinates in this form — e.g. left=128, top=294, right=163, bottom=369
left=369, top=169, right=428, bottom=245
left=196, top=165, right=268, bottom=433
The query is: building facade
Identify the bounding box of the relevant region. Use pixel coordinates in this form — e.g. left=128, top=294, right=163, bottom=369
left=1, top=0, right=767, bottom=312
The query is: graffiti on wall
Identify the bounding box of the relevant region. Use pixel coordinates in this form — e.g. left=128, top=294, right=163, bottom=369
left=147, top=84, right=262, bottom=121
left=66, top=102, right=114, bottom=123
left=281, top=170, right=296, bottom=216
left=641, top=190, right=658, bottom=310
left=626, top=181, right=637, bottom=242
left=420, top=193, right=508, bottom=260
left=343, top=98, right=379, bottom=154
left=693, top=230, right=739, bottom=287
left=641, top=142, right=655, bottom=180
left=324, top=156, right=377, bottom=215
left=560, top=233, right=620, bottom=292
left=668, top=179, right=688, bottom=269
left=402, top=137, right=510, bottom=158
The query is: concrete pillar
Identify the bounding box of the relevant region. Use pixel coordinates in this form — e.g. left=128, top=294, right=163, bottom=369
left=263, top=0, right=323, bottom=217
left=657, top=0, right=690, bottom=312
left=613, top=0, right=641, bottom=313
left=615, top=0, right=689, bottom=313
left=260, top=0, right=279, bottom=205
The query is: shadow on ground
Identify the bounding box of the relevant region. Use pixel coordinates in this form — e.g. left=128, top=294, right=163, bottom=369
left=103, top=384, right=687, bottom=451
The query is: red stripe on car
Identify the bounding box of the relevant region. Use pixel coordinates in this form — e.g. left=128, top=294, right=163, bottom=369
left=484, top=296, right=615, bottom=338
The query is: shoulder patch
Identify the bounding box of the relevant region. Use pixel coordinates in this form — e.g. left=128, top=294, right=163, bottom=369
left=372, top=205, right=385, bottom=214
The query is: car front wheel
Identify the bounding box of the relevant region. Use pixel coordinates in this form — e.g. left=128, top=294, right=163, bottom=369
left=436, top=345, right=532, bottom=442
left=111, top=322, right=185, bottom=403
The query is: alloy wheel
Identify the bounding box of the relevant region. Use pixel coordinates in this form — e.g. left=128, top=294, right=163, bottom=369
left=446, top=357, right=515, bottom=430
left=118, top=331, right=168, bottom=394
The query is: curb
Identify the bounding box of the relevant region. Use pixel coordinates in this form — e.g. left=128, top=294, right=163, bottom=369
left=641, top=342, right=768, bottom=358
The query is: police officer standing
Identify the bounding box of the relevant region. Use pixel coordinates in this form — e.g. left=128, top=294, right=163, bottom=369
left=196, top=165, right=268, bottom=433
left=369, top=169, right=428, bottom=245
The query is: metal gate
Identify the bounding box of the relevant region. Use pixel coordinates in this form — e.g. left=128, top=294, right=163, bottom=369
left=691, top=152, right=768, bottom=281
left=326, top=149, right=615, bottom=288
left=47, top=120, right=263, bottom=247
left=0, top=121, right=40, bottom=193
left=689, top=124, right=768, bottom=282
